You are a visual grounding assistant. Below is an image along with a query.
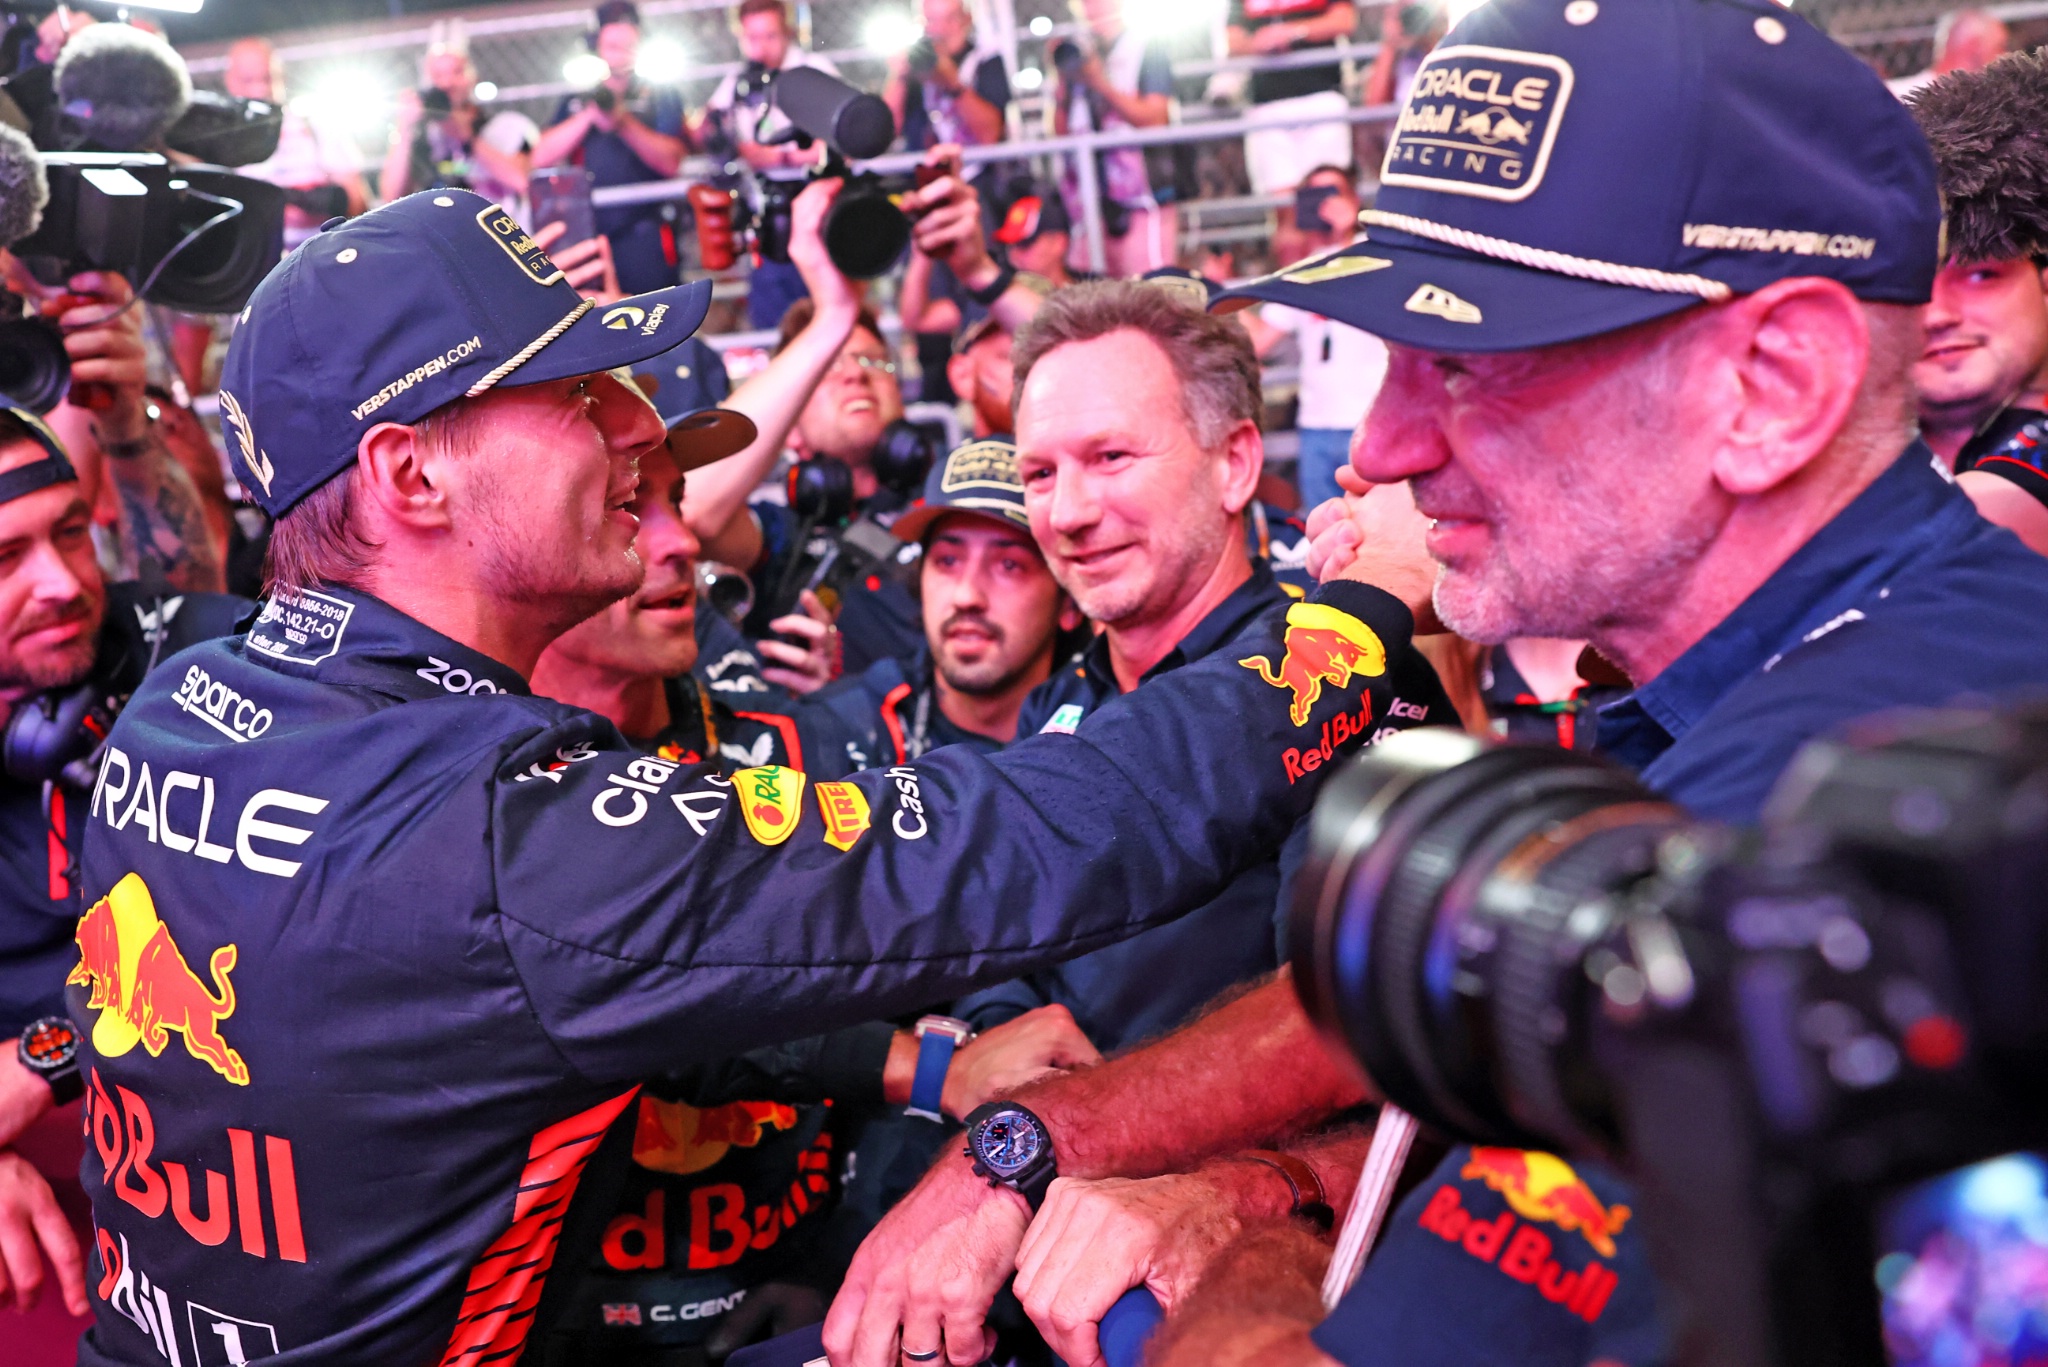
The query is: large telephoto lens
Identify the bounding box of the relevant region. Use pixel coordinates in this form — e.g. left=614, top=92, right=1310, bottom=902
left=1288, top=730, right=1686, bottom=1153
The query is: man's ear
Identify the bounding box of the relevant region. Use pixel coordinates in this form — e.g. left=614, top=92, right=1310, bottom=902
left=1709, top=277, right=1869, bottom=498
left=1216, top=418, right=1265, bottom=517
left=356, top=421, right=454, bottom=532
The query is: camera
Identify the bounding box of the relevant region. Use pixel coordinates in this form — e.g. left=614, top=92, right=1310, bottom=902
left=906, top=36, right=939, bottom=82
left=588, top=84, right=618, bottom=116
left=1291, top=712, right=2048, bottom=1367
left=723, top=66, right=913, bottom=280
left=1051, top=38, right=1086, bottom=81
left=419, top=86, right=454, bottom=118
left=757, top=421, right=943, bottom=626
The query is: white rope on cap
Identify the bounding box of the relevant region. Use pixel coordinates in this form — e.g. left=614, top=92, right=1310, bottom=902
left=1361, top=210, right=1734, bottom=302
left=465, top=299, right=598, bottom=397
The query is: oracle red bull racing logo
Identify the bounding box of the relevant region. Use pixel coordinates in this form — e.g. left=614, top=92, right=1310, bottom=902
left=1239, top=603, right=1388, bottom=727
left=1416, top=1148, right=1630, bottom=1325
left=68, top=872, right=249, bottom=1086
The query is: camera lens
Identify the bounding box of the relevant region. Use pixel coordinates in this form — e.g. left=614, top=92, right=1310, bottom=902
left=787, top=456, right=856, bottom=525
left=1290, top=731, right=1685, bottom=1151
left=0, top=316, right=75, bottom=414
left=821, top=186, right=911, bottom=280
left=872, top=419, right=940, bottom=496
left=696, top=561, right=756, bottom=624
left=1052, top=40, right=1082, bottom=77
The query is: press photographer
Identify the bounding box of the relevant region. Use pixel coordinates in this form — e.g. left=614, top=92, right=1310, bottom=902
left=382, top=29, right=534, bottom=216
left=823, top=5, right=2048, bottom=1366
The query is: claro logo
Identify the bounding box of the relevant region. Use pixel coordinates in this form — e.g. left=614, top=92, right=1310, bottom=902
left=171, top=666, right=274, bottom=743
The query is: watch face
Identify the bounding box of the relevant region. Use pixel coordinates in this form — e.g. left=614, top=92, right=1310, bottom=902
left=21, top=1017, right=78, bottom=1070
left=973, top=1110, right=1044, bottom=1178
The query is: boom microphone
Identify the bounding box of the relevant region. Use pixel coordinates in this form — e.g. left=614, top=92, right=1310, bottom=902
left=0, top=121, right=48, bottom=246
left=771, top=67, right=895, bottom=161
left=54, top=22, right=192, bottom=151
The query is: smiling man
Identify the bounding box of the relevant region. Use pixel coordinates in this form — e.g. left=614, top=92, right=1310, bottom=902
left=70, top=189, right=1437, bottom=1367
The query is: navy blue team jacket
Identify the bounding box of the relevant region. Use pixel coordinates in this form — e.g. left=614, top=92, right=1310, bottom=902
left=70, top=576, right=1429, bottom=1366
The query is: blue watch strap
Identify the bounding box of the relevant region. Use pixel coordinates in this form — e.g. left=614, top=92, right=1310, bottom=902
left=907, top=1028, right=958, bottom=1121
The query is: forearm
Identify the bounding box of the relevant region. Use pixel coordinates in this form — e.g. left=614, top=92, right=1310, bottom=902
left=953, top=89, right=1006, bottom=145
left=899, top=250, right=935, bottom=328
left=1100, top=86, right=1170, bottom=129
left=531, top=121, right=587, bottom=169
left=687, top=300, right=861, bottom=540
left=470, top=139, right=531, bottom=196
left=1015, top=972, right=1371, bottom=1179
left=1298, top=5, right=1357, bottom=43
left=102, top=426, right=225, bottom=593
left=1149, top=1222, right=1337, bottom=1367
left=379, top=139, right=413, bottom=203
left=882, top=78, right=908, bottom=132
left=617, top=116, right=687, bottom=178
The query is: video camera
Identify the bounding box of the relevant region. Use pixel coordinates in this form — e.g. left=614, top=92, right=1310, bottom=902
left=715, top=66, right=915, bottom=280
left=757, top=421, right=943, bottom=626
left=1291, top=710, right=2048, bottom=1367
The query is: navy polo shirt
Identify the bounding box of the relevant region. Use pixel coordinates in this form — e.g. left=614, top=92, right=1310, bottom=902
left=1315, top=443, right=2048, bottom=1367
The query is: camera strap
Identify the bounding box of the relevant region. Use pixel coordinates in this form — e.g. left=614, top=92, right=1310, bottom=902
left=1320, top=1104, right=1420, bottom=1309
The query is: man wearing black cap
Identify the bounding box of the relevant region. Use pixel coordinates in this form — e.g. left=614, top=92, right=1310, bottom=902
left=826, top=2, right=2048, bottom=1364
left=0, top=411, right=244, bottom=1320
left=67, top=188, right=1436, bottom=1367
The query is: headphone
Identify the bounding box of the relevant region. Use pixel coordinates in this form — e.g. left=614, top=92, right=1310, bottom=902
left=3, top=678, right=111, bottom=789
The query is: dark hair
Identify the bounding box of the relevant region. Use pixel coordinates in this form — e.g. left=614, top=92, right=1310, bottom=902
left=264, top=397, right=485, bottom=597
left=1011, top=279, right=1262, bottom=448
left=735, top=0, right=790, bottom=25
left=775, top=297, right=885, bottom=354
left=594, top=0, right=642, bottom=30
left=1909, top=51, right=2048, bottom=262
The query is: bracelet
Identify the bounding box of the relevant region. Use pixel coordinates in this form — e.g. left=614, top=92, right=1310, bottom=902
left=102, top=434, right=155, bottom=461
left=964, top=261, right=1017, bottom=306
left=1236, top=1149, right=1335, bottom=1231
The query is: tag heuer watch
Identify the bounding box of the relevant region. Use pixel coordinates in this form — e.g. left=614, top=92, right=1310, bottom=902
left=963, top=1100, right=1057, bottom=1210
left=18, top=1016, right=82, bottom=1106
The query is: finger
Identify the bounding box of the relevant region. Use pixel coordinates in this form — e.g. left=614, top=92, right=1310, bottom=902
left=849, top=1274, right=912, bottom=1367
left=1013, top=1182, right=1076, bottom=1290
left=1334, top=463, right=1373, bottom=496
left=938, top=1303, right=991, bottom=1367
left=532, top=220, right=566, bottom=249
left=798, top=588, right=834, bottom=623
left=0, top=1206, right=43, bottom=1311
left=754, top=639, right=811, bottom=667
left=1303, top=495, right=1350, bottom=538
left=761, top=667, right=827, bottom=695
left=765, top=614, right=826, bottom=644
left=28, top=1190, right=83, bottom=1317
left=823, top=1277, right=868, bottom=1365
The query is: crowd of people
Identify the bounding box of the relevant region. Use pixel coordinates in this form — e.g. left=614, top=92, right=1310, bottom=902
left=1, top=1, right=2047, bottom=1366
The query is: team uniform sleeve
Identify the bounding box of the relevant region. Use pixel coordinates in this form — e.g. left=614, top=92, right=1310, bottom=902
left=973, top=53, right=1012, bottom=110
left=490, top=581, right=1438, bottom=1084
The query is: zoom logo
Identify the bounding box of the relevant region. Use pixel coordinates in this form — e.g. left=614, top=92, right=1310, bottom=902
left=172, top=666, right=275, bottom=743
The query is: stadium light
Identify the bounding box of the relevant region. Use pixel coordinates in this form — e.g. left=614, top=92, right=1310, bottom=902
left=563, top=52, right=611, bottom=86
left=474, top=80, right=500, bottom=101
left=292, top=72, right=391, bottom=136
left=1015, top=66, right=1044, bottom=91
left=1029, top=15, right=1053, bottom=35
left=863, top=10, right=922, bottom=54
left=637, top=37, right=690, bottom=83
left=1126, top=0, right=1214, bottom=36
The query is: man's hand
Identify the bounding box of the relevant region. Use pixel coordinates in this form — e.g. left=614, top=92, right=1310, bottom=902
left=758, top=589, right=839, bottom=694
left=1304, top=469, right=1441, bottom=630
left=1014, top=1168, right=1269, bottom=1367
left=825, top=1158, right=1029, bottom=1367
left=787, top=178, right=863, bottom=321
left=1147, top=1222, right=1337, bottom=1367
left=532, top=222, right=623, bottom=304
left=0, top=1054, right=53, bottom=1152
left=0, top=1150, right=85, bottom=1317
left=942, top=1005, right=1099, bottom=1121
left=52, top=271, right=149, bottom=445
left=903, top=146, right=996, bottom=289
left=392, top=87, right=425, bottom=136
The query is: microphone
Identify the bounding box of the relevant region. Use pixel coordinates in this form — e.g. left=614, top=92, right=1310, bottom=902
left=771, top=67, right=895, bottom=161
left=0, top=121, right=48, bottom=246
left=54, top=22, right=192, bottom=151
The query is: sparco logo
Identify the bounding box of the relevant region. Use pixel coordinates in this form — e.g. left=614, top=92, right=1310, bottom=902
left=172, top=665, right=274, bottom=743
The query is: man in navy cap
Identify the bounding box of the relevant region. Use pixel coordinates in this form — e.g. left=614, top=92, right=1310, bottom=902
left=825, top=2, right=2048, bottom=1364
left=66, top=188, right=1438, bottom=1367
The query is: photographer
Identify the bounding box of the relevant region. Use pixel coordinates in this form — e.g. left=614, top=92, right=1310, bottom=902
left=884, top=0, right=1010, bottom=162
left=823, top=4, right=2048, bottom=1365
left=223, top=36, right=367, bottom=252
left=1361, top=0, right=1447, bottom=110
left=1906, top=54, right=2048, bottom=556
left=705, top=0, right=841, bottom=328
left=380, top=35, right=535, bottom=213
left=1224, top=0, right=1355, bottom=196
left=535, top=0, right=689, bottom=293
left=1051, top=0, right=1177, bottom=278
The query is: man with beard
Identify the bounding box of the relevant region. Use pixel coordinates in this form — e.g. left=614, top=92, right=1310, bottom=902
left=0, top=413, right=243, bottom=1317
left=948, top=319, right=1015, bottom=442
left=806, top=436, right=1080, bottom=772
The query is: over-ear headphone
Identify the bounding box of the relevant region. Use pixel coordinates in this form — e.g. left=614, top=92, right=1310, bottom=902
left=3, top=679, right=110, bottom=788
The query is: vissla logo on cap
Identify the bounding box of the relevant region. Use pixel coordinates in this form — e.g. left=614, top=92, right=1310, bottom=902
left=1384, top=45, right=1575, bottom=203
left=939, top=440, right=1020, bottom=494
left=218, top=388, right=275, bottom=498
left=476, top=204, right=565, bottom=286
left=602, top=303, right=672, bottom=337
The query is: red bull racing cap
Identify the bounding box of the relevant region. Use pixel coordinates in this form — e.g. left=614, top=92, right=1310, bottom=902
left=892, top=436, right=1030, bottom=544
left=219, top=189, right=714, bottom=516
left=1214, top=0, right=1940, bottom=352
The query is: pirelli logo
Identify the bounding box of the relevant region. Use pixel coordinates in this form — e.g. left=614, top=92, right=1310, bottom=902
left=1382, top=46, right=1574, bottom=203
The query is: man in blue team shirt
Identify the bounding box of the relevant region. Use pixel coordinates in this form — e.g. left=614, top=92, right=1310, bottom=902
left=822, top=3, right=2048, bottom=1366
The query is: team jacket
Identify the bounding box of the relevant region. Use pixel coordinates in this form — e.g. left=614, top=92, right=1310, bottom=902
left=72, top=577, right=1421, bottom=1366
left=803, top=646, right=1006, bottom=775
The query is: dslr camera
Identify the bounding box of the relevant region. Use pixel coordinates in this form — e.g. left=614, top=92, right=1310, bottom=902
left=1292, top=710, right=2048, bottom=1367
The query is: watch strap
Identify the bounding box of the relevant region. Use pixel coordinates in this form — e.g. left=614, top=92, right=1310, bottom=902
left=906, top=1028, right=958, bottom=1121
left=1239, top=1149, right=1335, bottom=1231
left=964, top=261, right=1017, bottom=306
left=18, top=1017, right=82, bottom=1106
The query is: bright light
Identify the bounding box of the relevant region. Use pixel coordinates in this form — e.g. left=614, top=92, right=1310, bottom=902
left=1125, top=0, right=1211, bottom=36
left=636, top=37, right=691, bottom=83
left=116, top=0, right=203, bottom=11
left=291, top=72, right=391, bottom=136
left=473, top=79, right=499, bottom=101
left=1446, top=0, right=1489, bottom=27
left=563, top=52, right=612, bottom=87
left=863, top=11, right=922, bottom=54
left=1029, top=15, right=1053, bottom=35
left=1015, top=66, right=1044, bottom=91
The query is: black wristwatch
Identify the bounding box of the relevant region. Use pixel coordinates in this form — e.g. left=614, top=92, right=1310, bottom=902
left=964, top=261, right=1017, bottom=306
left=18, top=1016, right=82, bottom=1106
left=963, top=1100, right=1057, bottom=1210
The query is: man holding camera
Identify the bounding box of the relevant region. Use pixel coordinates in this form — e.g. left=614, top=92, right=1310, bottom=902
left=1051, top=0, right=1178, bottom=278
left=536, top=0, right=689, bottom=293
left=222, top=37, right=368, bottom=253
left=884, top=0, right=1011, bottom=163
left=824, top=3, right=2048, bottom=1365
left=68, top=186, right=1434, bottom=1366
left=382, top=35, right=535, bottom=213
left=705, top=0, right=842, bottom=328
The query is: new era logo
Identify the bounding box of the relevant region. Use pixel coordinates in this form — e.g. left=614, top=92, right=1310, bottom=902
left=1383, top=46, right=1575, bottom=203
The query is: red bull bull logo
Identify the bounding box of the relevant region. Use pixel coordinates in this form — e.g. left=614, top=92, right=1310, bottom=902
left=1461, top=1148, right=1631, bottom=1259
left=1239, top=603, right=1388, bottom=727
left=68, top=873, right=248, bottom=1086
left=632, top=1097, right=801, bottom=1176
